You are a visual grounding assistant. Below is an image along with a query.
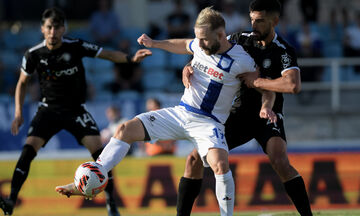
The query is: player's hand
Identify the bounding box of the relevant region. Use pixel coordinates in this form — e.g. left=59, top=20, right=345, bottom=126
left=182, top=63, right=194, bottom=88
left=238, top=69, right=260, bottom=88
left=137, top=34, right=154, bottom=48
left=259, top=107, right=277, bottom=123
left=11, top=115, right=24, bottom=135
left=132, top=49, right=152, bottom=63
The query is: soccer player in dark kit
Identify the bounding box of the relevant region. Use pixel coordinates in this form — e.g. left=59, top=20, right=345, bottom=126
left=0, top=7, right=151, bottom=216
left=177, top=0, right=313, bottom=215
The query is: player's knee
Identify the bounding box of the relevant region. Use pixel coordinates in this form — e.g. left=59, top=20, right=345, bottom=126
left=270, top=156, right=290, bottom=171
left=210, top=159, right=229, bottom=175
left=184, top=152, right=203, bottom=178
left=113, top=123, right=131, bottom=141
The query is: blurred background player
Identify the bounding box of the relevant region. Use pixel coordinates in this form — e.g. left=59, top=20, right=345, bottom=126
left=100, top=105, right=128, bottom=144
left=141, top=98, right=176, bottom=156
left=0, top=7, right=151, bottom=216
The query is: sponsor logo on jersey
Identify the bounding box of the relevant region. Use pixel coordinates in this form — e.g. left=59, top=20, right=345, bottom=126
left=82, top=42, right=99, bottom=51
left=54, top=66, right=79, bottom=77
left=193, top=61, right=224, bottom=81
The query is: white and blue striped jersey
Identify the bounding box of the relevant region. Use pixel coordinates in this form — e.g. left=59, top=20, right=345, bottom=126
left=180, top=38, right=257, bottom=124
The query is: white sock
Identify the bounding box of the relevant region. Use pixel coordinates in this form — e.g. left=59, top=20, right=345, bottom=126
left=215, top=170, right=235, bottom=216
left=96, top=137, right=130, bottom=172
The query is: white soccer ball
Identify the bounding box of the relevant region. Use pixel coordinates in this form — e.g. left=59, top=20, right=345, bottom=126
left=74, top=161, right=108, bottom=197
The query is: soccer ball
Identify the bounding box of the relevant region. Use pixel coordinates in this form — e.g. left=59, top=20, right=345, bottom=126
left=74, top=161, right=108, bottom=197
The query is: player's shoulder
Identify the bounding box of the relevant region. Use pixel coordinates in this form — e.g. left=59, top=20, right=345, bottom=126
left=271, top=34, right=296, bottom=53
left=27, top=40, right=46, bottom=54
left=62, top=36, right=81, bottom=44
left=227, top=31, right=252, bottom=44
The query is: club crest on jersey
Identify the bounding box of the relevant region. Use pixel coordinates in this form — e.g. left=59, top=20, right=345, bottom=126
left=217, top=55, right=234, bottom=72
left=263, top=59, right=271, bottom=68
left=59, top=53, right=71, bottom=62
left=281, top=53, right=291, bottom=68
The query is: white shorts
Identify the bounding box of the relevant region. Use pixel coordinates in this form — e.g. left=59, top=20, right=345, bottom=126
left=136, top=106, right=228, bottom=167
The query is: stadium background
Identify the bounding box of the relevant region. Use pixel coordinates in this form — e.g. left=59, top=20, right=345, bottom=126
left=1, top=0, right=360, bottom=215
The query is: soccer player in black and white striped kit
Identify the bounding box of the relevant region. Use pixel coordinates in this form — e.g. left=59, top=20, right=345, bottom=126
left=0, top=7, right=151, bottom=216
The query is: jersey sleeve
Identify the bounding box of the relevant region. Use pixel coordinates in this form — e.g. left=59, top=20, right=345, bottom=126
left=188, top=38, right=198, bottom=53
left=231, top=50, right=257, bottom=76
left=228, top=32, right=242, bottom=43
left=76, top=39, right=103, bottom=58
left=279, top=46, right=300, bottom=74
left=21, top=51, right=36, bottom=75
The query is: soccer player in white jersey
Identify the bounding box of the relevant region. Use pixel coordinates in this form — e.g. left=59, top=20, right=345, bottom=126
left=56, top=7, right=276, bottom=216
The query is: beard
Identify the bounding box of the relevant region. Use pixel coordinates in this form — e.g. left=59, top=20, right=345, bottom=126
left=252, top=28, right=271, bottom=41
left=202, top=40, right=220, bottom=55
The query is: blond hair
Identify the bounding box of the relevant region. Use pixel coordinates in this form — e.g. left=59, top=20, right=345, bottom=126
left=194, top=7, right=225, bottom=31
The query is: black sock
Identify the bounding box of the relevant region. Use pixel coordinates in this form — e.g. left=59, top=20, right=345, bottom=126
left=176, top=177, right=202, bottom=216
left=104, top=171, right=115, bottom=201
left=9, top=145, right=37, bottom=203
left=91, top=148, right=115, bottom=202
left=91, top=148, right=103, bottom=162
left=284, top=176, right=312, bottom=216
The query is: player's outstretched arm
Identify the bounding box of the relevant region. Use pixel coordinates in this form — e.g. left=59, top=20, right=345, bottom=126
left=137, top=33, right=193, bottom=54
left=11, top=71, right=30, bottom=135
left=98, top=49, right=152, bottom=64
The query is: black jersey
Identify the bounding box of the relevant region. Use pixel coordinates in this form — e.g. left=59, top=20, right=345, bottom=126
left=229, top=32, right=299, bottom=114
left=21, top=37, right=102, bottom=110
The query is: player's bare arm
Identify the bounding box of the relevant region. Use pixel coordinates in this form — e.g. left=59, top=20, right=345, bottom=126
left=182, top=62, right=193, bottom=88
left=253, top=68, right=301, bottom=94
left=98, top=49, right=152, bottom=63
left=11, top=71, right=31, bottom=135
left=259, top=90, right=277, bottom=123
left=238, top=68, right=260, bottom=88
left=137, top=33, right=193, bottom=54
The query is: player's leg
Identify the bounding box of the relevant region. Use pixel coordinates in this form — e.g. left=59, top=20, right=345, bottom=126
left=59, top=106, right=120, bottom=215
left=266, top=137, right=312, bottom=216
left=56, top=117, right=145, bottom=197
left=1, top=107, right=60, bottom=215
left=0, top=136, right=44, bottom=215
left=206, top=148, right=234, bottom=216
left=82, top=135, right=120, bottom=216
left=257, top=113, right=312, bottom=216
left=188, top=118, right=234, bottom=216
left=176, top=149, right=204, bottom=216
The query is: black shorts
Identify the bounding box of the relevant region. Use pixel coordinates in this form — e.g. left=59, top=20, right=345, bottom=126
left=225, top=107, right=286, bottom=153
left=27, top=105, right=100, bottom=146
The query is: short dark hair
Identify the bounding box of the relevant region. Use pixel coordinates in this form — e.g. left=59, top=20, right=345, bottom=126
left=249, top=0, right=281, bottom=15
left=41, top=7, right=66, bottom=26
